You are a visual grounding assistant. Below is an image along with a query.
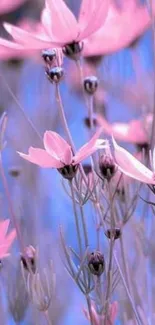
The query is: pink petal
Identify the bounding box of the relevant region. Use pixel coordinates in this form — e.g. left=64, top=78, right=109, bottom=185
left=73, top=128, right=106, bottom=164
left=97, top=115, right=148, bottom=144
left=4, top=23, right=53, bottom=50
left=45, top=0, right=78, bottom=44
left=44, top=131, right=73, bottom=165
left=79, top=0, right=109, bottom=40
left=18, top=147, right=63, bottom=168
left=113, top=138, right=155, bottom=184
left=0, top=0, right=27, bottom=14
left=0, top=219, right=10, bottom=242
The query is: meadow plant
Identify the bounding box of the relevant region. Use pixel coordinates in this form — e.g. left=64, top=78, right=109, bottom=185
left=0, top=1, right=154, bottom=325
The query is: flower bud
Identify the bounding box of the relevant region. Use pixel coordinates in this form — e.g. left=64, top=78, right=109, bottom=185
left=42, top=49, right=56, bottom=64
left=84, top=116, right=97, bottom=129
left=46, top=67, right=64, bottom=83
left=83, top=76, right=98, bottom=95
left=21, top=245, right=36, bottom=273
left=88, top=251, right=105, bottom=276
left=58, top=164, right=79, bottom=180
left=83, top=164, right=92, bottom=175
left=105, top=228, right=121, bottom=240
left=63, top=41, right=83, bottom=60
left=99, top=154, right=117, bottom=181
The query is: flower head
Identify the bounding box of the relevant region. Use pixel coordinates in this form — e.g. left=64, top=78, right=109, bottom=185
left=18, top=130, right=106, bottom=172
left=0, top=219, right=16, bottom=259
left=83, top=1, right=155, bottom=57
left=3, top=0, right=109, bottom=51
left=112, top=138, right=155, bottom=185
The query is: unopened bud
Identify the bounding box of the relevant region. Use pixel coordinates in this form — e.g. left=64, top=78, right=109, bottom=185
left=42, top=49, right=56, bottom=64
left=105, top=228, right=121, bottom=240
left=21, top=245, right=36, bottom=273
left=88, top=251, right=105, bottom=276
left=58, top=164, right=79, bottom=180
left=84, top=76, right=98, bottom=95
left=99, top=154, right=117, bottom=181
left=84, top=116, right=97, bottom=128
left=46, top=67, right=64, bottom=83
left=63, top=41, right=83, bottom=60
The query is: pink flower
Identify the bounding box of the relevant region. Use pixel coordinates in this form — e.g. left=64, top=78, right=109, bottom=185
left=0, top=0, right=27, bottom=14
left=3, top=0, right=109, bottom=50
left=18, top=129, right=106, bottom=169
left=112, top=138, right=155, bottom=185
left=83, top=301, right=118, bottom=325
left=0, top=219, right=16, bottom=258
left=83, top=1, right=154, bottom=56
left=97, top=114, right=149, bottom=144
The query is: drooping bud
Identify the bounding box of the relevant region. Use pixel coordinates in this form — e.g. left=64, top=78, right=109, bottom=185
left=42, top=49, right=56, bottom=65
left=83, top=76, right=98, bottom=95
left=88, top=251, right=105, bottom=276
left=63, top=41, right=83, bottom=60
left=84, top=116, right=97, bottom=129
left=9, top=166, right=21, bottom=178
left=46, top=67, right=64, bottom=83
left=58, top=164, right=79, bottom=180
left=21, top=245, right=36, bottom=273
left=99, top=154, right=117, bottom=181
left=83, top=164, right=92, bottom=175
left=105, top=228, right=121, bottom=240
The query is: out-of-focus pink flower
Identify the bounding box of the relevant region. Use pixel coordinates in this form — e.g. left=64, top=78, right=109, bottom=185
left=0, top=219, right=16, bottom=258
left=83, top=301, right=118, bottom=325
left=3, top=0, right=109, bottom=50
left=18, top=130, right=106, bottom=168
left=0, top=0, right=27, bottom=14
left=112, top=138, right=155, bottom=184
left=97, top=114, right=149, bottom=144
left=83, top=1, right=154, bottom=56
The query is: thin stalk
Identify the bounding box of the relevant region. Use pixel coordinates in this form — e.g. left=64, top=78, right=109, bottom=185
left=86, top=294, right=94, bottom=325
left=44, top=311, right=52, bottom=325
left=70, top=180, right=82, bottom=257
left=119, top=235, right=133, bottom=294
left=0, top=154, right=24, bottom=254
left=79, top=205, right=89, bottom=248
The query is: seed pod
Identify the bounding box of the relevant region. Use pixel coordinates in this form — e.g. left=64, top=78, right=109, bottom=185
left=21, top=245, right=36, bottom=273
left=88, top=251, right=105, bottom=276
left=57, top=164, right=79, bottom=180
left=83, top=76, right=98, bottom=95
left=46, top=67, right=64, bottom=83
left=99, top=154, right=117, bottom=181
left=63, top=41, right=83, bottom=60
left=105, top=228, right=121, bottom=240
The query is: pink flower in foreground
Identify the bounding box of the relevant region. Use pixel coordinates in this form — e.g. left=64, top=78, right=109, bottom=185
left=3, top=0, right=109, bottom=52
left=18, top=130, right=106, bottom=179
left=83, top=1, right=154, bottom=57
left=0, top=219, right=16, bottom=258
left=83, top=301, right=118, bottom=325
left=0, top=0, right=27, bottom=14
left=97, top=114, right=149, bottom=145
left=112, top=138, right=155, bottom=185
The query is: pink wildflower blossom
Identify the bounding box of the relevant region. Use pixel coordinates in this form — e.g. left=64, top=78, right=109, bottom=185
left=0, top=219, right=16, bottom=258
left=97, top=114, right=148, bottom=144
left=112, top=138, right=155, bottom=185
left=18, top=130, right=106, bottom=169
left=83, top=0, right=154, bottom=56
left=0, top=0, right=27, bottom=14
left=83, top=301, right=118, bottom=325
left=3, top=0, right=109, bottom=50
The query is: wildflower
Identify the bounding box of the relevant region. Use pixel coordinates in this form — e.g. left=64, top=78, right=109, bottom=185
left=46, top=66, right=64, bottom=84
left=18, top=130, right=106, bottom=180
left=83, top=1, right=155, bottom=57
left=83, top=76, right=98, bottom=95
left=105, top=228, right=121, bottom=240
left=99, top=153, right=117, bottom=181
left=83, top=300, right=118, bottom=325
left=3, top=0, right=109, bottom=55
left=0, top=219, right=16, bottom=259
left=112, top=138, right=155, bottom=185
left=88, top=251, right=105, bottom=276
left=0, top=0, right=27, bottom=14
left=97, top=114, right=148, bottom=145
left=21, top=245, right=36, bottom=273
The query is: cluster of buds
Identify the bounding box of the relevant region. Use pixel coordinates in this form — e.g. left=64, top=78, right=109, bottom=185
left=42, top=48, right=64, bottom=84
